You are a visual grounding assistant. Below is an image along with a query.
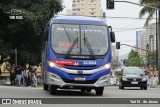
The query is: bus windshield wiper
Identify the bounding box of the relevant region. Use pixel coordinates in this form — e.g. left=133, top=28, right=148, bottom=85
left=83, top=31, right=95, bottom=59
left=62, top=25, right=72, bottom=42
left=65, top=37, right=78, bottom=58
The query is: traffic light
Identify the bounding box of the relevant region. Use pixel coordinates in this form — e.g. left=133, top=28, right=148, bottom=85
left=107, top=0, right=114, bottom=9
left=116, top=42, right=120, bottom=49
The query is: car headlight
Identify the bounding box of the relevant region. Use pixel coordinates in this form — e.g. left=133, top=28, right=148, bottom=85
left=48, top=61, right=56, bottom=68
left=103, top=63, right=111, bottom=70
left=142, top=78, right=147, bottom=81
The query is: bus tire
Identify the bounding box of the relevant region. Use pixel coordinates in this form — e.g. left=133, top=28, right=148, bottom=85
left=95, top=87, right=104, bottom=96
left=50, top=85, right=57, bottom=95
left=43, top=83, right=48, bottom=90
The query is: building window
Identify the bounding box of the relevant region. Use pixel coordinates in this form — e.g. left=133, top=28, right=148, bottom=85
left=73, top=13, right=77, bottom=15
left=91, top=12, right=94, bottom=15
left=77, top=8, right=80, bottom=11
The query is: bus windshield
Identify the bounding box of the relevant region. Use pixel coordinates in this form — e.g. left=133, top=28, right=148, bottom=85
left=51, top=24, right=108, bottom=56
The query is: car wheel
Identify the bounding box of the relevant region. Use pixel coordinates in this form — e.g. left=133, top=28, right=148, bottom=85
left=144, top=86, right=147, bottom=90
left=140, top=87, right=143, bottom=90
left=119, top=83, right=124, bottom=89
left=43, top=83, right=48, bottom=90
left=95, top=87, right=104, bottom=96
left=50, top=85, right=57, bottom=95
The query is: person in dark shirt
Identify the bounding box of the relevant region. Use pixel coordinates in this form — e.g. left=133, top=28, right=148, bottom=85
left=10, top=64, right=16, bottom=86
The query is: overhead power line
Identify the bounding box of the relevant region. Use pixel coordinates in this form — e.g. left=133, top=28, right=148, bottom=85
left=57, top=14, right=157, bottom=20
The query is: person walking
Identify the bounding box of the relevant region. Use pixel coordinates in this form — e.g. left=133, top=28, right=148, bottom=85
left=15, top=65, right=22, bottom=86
left=31, top=68, right=37, bottom=87
left=23, top=63, right=31, bottom=87
left=10, top=64, right=16, bottom=86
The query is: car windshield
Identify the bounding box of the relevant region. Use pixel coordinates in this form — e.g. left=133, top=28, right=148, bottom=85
left=51, top=24, right=108, bottom=56
left=123, top=67, right=144, bottom=75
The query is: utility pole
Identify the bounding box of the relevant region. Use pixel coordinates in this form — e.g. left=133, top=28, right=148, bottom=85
left=146, top=44, right=150, bottom=69
left=15, top=48, right=17, bottom=66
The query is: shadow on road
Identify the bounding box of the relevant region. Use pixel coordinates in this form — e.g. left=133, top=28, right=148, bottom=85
left=120, top=87, right=147, bottom=90
left=45, top=89, right=97, bottom=96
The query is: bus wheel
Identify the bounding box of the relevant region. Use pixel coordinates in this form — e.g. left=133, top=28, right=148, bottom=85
left=43, top=83, right=48, bottom=90
left=95, top=87, right=104, bottom=96
left=50, top=85, right=57, bottom=95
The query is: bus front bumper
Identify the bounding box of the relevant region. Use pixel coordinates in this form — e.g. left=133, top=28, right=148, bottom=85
left=47, top=72, right=110, bottom=88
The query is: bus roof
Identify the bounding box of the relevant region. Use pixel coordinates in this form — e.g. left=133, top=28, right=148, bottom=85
left=50, top=16, right=107, bottom=26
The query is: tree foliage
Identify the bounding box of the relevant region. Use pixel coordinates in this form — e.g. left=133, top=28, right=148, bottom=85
left=146, top=51, right=156, bottom=68
left=0, top=0, right=63, bottom=65
left=139, top=0, right=158, bottom=26
left=126, top=50, right=144, bottom=67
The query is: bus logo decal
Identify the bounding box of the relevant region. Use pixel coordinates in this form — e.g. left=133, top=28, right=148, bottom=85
left=74, top=62, right=79, bottom=66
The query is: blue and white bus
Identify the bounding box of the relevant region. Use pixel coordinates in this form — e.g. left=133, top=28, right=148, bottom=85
left=41, top=16, right=115, bottom=96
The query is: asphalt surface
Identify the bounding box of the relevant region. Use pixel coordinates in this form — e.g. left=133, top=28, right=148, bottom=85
left=0, top=85, right=160, bottom=107
left=0, top=86, right=160, bottom=98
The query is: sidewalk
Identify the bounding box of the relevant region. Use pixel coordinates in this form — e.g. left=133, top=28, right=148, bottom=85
left=148, top=77, right=160, bottom=88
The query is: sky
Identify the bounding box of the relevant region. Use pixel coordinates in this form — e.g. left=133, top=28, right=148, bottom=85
left=59, top=0, right=156, bottom=56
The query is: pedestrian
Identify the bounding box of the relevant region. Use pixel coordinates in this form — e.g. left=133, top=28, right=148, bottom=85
left=23, top=63, right=31, bottom=87
left=31, top=68, right=37, bottom=87
left=21, top=67, right=25, bottom=86
left=10, top=64, right=16, bottom=86
left=27, top=69, right=32, bottom=87
left=15, top=65, right=22, bottom=86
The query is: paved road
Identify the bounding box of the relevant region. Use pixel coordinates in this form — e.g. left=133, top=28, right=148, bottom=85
left=0, top=86, right=160, bottom=107
left=0, top=86, right=160, bottom=98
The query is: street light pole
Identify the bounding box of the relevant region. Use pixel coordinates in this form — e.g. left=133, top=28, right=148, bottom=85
left=146, top=44, right=150, bottom=69
left=15, top=48, right=17, bottom=66
left=156, top=10, right=158, bottom=72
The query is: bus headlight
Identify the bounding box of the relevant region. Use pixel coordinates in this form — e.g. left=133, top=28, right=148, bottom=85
left=48, top=61, right=56, bottom=68
left=103, top=63, right=111, bottom=70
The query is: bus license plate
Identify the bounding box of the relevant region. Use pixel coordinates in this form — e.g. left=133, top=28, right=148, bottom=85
left=74, top=77, right=86, bottom=81
left=131, top=82, right=138, bottom=84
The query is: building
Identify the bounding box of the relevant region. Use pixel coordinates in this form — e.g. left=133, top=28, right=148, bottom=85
left=66, top=0, right=103, bottom=19
left=145, top=23, right=157, bottom=52
left=136, top=30, right=146, bottom=57
left=136, top=23, right=158, bottom=65
left=136, top=23, right=157, bottom=57
left=140, top=32, right=147, bottom=57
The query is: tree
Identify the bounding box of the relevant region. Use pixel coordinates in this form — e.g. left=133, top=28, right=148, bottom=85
left=146, top=51, right=156, bottom=68
left=0, top=0, right=63, bottom=65
left=127, top=50, right=144, bottom=67
left=139, top=0, right=157, bottom=26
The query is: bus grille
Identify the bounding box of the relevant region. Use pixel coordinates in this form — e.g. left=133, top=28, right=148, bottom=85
left=62, top=78, right=97, bottom=84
